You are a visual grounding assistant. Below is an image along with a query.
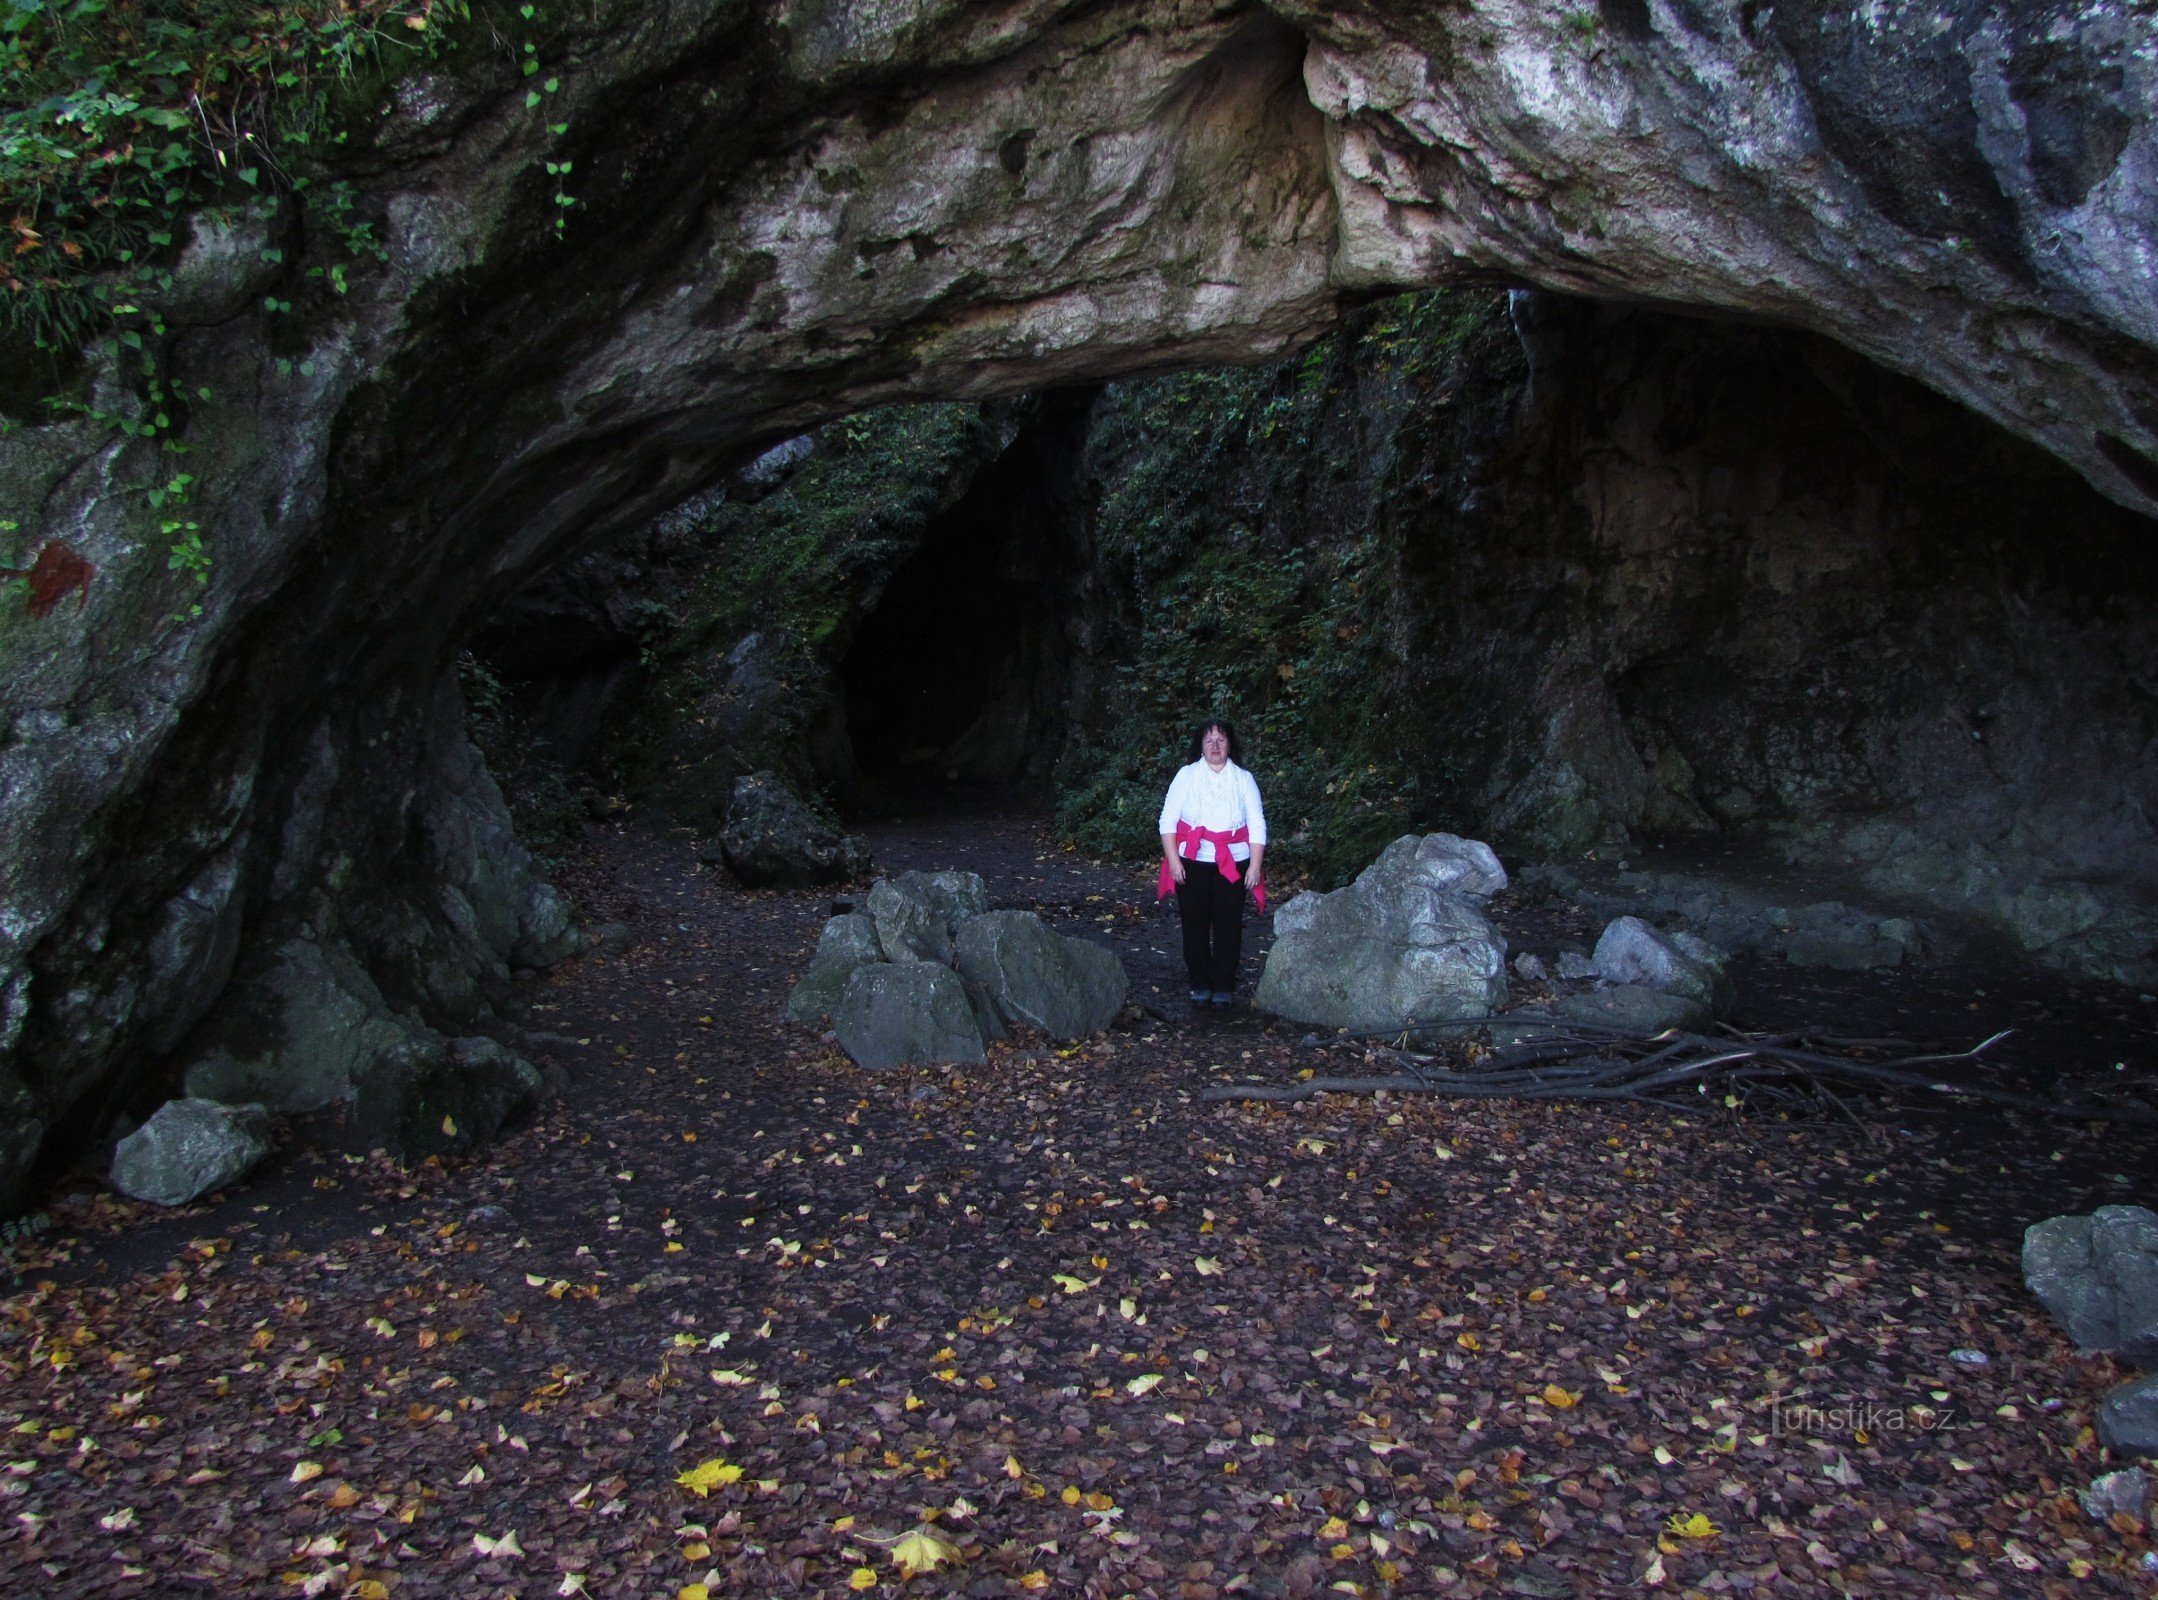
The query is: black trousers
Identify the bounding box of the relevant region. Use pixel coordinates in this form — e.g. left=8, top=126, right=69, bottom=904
left=1174, top=857, right=1246, bottom=992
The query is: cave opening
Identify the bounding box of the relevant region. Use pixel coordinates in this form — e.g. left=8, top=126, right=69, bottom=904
left=836, top=391, right=1093, bottom=807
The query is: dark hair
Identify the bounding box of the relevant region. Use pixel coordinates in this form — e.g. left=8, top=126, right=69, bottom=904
left=1187, top=719, right=1242, bottom=764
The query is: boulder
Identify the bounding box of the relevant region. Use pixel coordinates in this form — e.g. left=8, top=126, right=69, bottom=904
left=1256, top=835, right=1508, bottom=1029
left=833, top=961, right=985, bottom=1071
left=954, top=911, right=1127, bottom=1040
left=1592, top=917, right=1732, bottom=1014
left=1772, top=902, right=1927, bottom=970
left=2099, top=1373, right=2158, bottom=1455
left=715, top=771, right=871, bottom=888
left=351, top=1035, right=544, bottom=1162
left=867, top=870, right=990, bottom=965
left=1365, top=833, right=1509, bottom=899
left=1553, top=985, right=1708, bottom=1034
left=2023, top=1207, right=2158, bottom=1362
left=110, top=1099, right=271, bottom=1206
left=785, top=912, right=886, bottom=1023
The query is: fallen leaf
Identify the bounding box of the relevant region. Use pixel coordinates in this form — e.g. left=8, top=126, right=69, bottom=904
left=889, top=1527, right=961, bottom=1578
left=290, top=1462, right=323, bottom=1484
left=676, top=1458, right=744, bottom=1496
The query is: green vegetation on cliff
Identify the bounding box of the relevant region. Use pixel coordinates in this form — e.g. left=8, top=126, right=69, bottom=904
left=1055, top=290, right=1523, bottom=886
left=617, top=403, right=1005, bottom=826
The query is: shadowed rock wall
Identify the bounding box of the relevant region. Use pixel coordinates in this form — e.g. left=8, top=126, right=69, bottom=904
left=3, top=0, right=2156, bottom=1206
left=1056, top=290, right=2158, bottom=982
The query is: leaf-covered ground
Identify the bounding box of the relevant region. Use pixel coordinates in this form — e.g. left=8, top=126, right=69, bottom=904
left=4, top=811, right=2156, bottom=1599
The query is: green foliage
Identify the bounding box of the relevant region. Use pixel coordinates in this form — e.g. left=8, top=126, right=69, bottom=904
left=1054, top=289, right=1514, bottom=888
left=0, top=0, right=456, bottom=349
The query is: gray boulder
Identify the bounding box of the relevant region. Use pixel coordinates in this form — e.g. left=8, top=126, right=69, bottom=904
left=1366, top=833, right=1509, bottom=899
left=785, top=912, right=886, bottom=1023
left=715, top=771, right=871, bottom=888
left=2024, top=1207, right=2158, bottom=1363
left=1592, top=917, right=1732, bottom=1014
left=351, top=1035, right=544, bottom=1161
left=954, top=911, right=1127, bottom=1040
left=867, top=870, right=990, bottom=965
left=1553, top=985, right=1708, bottom=1034
left=1256, top=835, right=1508, bottom=1029
left=110, top=1099, right=271, bottom=1206
left=833, top=961, right=986, bottom=1071
left=2100, top=1374, right=2158, bottom=1455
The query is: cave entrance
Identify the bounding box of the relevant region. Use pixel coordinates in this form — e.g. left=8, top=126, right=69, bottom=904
left=839, top=394, right=1088, bottom=803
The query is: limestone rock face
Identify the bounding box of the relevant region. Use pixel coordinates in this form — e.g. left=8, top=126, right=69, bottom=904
left=716, top=771, right=872, bottom=888
left=2024, top=1207, right=2158, bottom=1363
left=109, top=1099, right=271, bottom=1207
left=1257, top=834, right=1509, bottom=1029
left=953, top=911, right=1127, bottom=1041
left=832, top=961, right=986, bottom=1071
left=5, top=0, right=2157, bottom=1208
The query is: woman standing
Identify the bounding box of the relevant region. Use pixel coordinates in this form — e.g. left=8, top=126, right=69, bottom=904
left=1157, top=720, right=1268, bottom=1009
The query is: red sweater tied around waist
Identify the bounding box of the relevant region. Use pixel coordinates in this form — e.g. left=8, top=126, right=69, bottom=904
left=1157, top=821, right=1266, bottom=913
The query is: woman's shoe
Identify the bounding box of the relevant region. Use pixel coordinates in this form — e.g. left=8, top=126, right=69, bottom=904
left=1210, top=990, right=1234, bottom=1008
left=1189, top=988, right=1211, bottom=1006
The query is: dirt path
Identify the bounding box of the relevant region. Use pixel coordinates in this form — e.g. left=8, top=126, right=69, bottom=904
left=3, top=813, right=2155, bottom=1598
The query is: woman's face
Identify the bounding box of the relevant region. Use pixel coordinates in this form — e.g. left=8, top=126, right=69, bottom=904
left=1201, top=726, right=1230, bottom=766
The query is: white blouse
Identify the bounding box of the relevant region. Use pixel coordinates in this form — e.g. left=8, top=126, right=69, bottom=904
left=1158, top=760, right=1268, bottom=864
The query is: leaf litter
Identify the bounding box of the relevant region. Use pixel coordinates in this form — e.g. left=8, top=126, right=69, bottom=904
left=2, top=811, right=2155, bottom=1597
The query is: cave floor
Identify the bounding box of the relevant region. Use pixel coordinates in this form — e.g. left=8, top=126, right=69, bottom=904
left=6, top=815, right=2158, bottom=1599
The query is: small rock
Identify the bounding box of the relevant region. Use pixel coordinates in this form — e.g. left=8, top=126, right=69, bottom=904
left=2023, top=1206, right=2158, bottom=1362
left=466, top=1204, right=514, bottom=1228
left=1512, top=952, right=1550, bottom=982
left=1593, top=916, right=1732, bottom=1012
left=1947, top=1348, right=1990, bottom=1367
left=586, top=921, right=635, bottom=957
left=2100, top=1373, right=2158, bottom=1455
left=1556, top=950, right=1600, bottom=981
left=2082, top=1468, right=2149, bottom=1522
left=110, top=1099, right=271, bottom=1207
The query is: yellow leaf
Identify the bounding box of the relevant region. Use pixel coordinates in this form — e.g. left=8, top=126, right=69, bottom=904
left=1019, top=1572, right=1050, bottom=1591
left=889, top=1527, right=961, bottom=1578
left=1193, top=1257, right=1224, bottom=1277
left=1642, top=1552, right=1667, bottom=1587
left=1455, top=1332, right=1481, bottom=1352
left=355, top=1583, right=390, bottom=1600
left=1319, top=1516, right=1350, bottom=1539
left=848, top=1568, right=878, bottom=1590
left=681, top=1541, right=712, bottom=1560
left=290, top=1461, right=323, bottom=1484
left=1541, top=1384, right=1580, bottom=1409
left=1052, top=1275, right=1090, bottom=1295
left=1375, top=1560, right=1403, bottom=1583
left=1004, top=1454, right=1024, bottom=1480
left=675, top=1458, right=743, bottom=1496
left=441, top=1114, right=457, bottom=1136
left=835, top=1515, right=857, bottom=1532
left=1061, top=1486, right=1081, bottom=1505
left=679, top=1587, right=710, bottom=1600
left=1665, top=1511, right=1717, bottom=1540
left=1126, top=1374, right=1163, bottom=1397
